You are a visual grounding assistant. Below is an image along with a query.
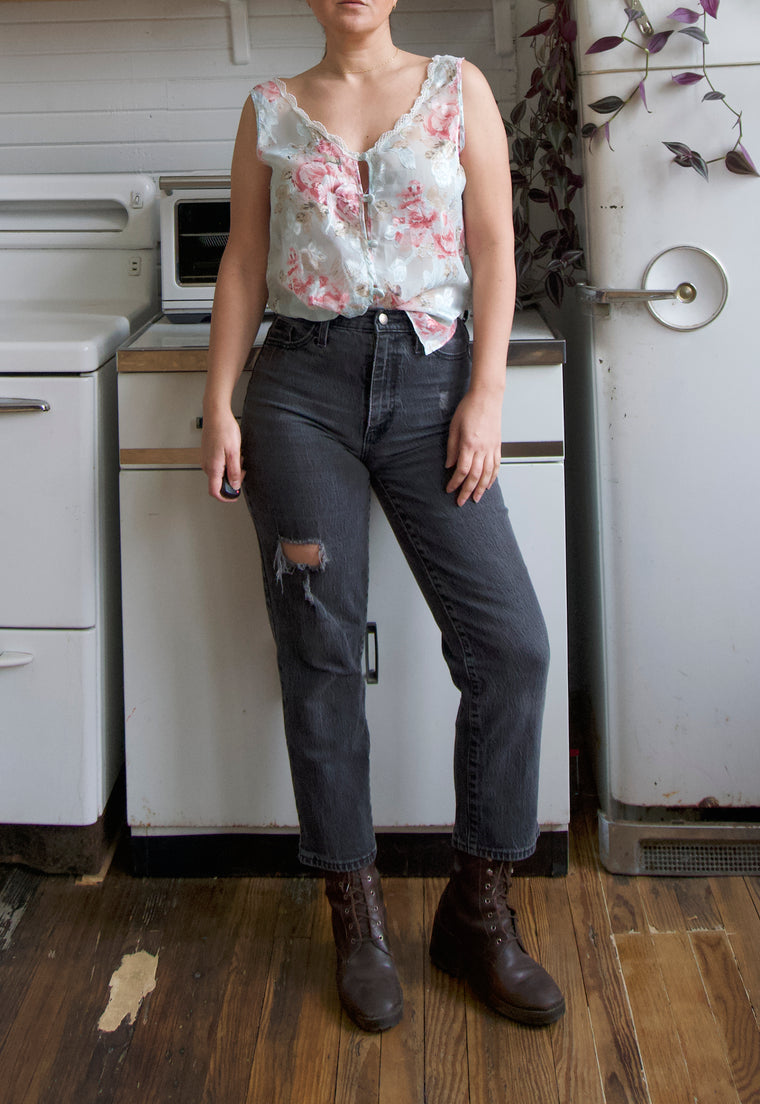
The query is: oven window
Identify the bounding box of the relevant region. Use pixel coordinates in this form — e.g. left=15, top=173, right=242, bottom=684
left=175, top=200, right=230, bottom=286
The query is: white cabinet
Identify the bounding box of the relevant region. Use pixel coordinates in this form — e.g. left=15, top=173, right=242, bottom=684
left=117, top=312, right=568, bottom=868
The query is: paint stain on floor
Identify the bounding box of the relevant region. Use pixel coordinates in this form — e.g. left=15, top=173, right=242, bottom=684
left=98, top=950, right=158, bottom=1033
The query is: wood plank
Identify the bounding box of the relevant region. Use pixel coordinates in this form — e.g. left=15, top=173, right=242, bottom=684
left=335, top=1027, right=381, bottom=1104
left=615, top=932, right=693, bottom=1104
left=601, top=872, right=648, bottom=935
left=200, top=879, right=283, bottom=1104
left=423, top=877, right=470, bottom=1104
left=709, top=877, right=760, bottom=1023
left=671, top=878, right=724, bottom=931
left=691, top=931, right=760, bottom=1104
left=245, top=879, right=340, bottom=1103
left=636, top=878, right=687, bottom=934
left=537, top=877, right=605, bottom=1104
left=107, top=878, right=245, bottom=1104
left=378, top=878, right=425, bottom=1104
left=652, top=932, right=741, bottom=1104
left=36, top=873, right=166, bottom=1104
left=565, top=811, right=650, bottom=1104
left=0, top=878, right=113, bottom=1104
left=465, top=992, right=559, bottom=1104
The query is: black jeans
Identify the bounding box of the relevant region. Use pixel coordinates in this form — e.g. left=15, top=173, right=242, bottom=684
left=241, top=311, right=549, bottom=871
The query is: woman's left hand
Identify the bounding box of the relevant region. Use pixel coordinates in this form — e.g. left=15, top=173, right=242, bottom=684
left=445, top=389, right=503, bottom=506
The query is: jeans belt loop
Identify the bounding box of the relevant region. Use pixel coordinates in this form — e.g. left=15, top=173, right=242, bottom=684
left=316, top=319, right=331, bottom=347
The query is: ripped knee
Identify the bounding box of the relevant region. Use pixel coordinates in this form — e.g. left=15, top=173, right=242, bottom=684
left=279, top=541, right=324, bottom=568
left=274, top=538, right=328, bottom=603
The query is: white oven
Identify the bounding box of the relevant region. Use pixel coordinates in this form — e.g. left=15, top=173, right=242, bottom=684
left=0, top=174, right=158, bottom=872
left=159, top=174, right=230, bottom=322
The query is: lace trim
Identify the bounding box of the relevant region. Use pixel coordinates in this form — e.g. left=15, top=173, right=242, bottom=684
left=273, top=54, right=455, bottom=159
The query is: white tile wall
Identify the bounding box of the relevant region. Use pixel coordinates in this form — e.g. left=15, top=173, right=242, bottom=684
left=0, top=0, right=519, bottom=173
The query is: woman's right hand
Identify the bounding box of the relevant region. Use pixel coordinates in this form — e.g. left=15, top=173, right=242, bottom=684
left=201, top=406, right=246, bottom=502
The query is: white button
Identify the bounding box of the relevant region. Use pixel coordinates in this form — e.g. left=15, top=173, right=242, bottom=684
left=377, top=312, right=389, bottom=325
left=362, top=193, right=372, bottom=203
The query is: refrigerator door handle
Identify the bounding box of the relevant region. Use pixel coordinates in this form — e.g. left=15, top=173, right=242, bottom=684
left=578, top=282, right=697, bottom=306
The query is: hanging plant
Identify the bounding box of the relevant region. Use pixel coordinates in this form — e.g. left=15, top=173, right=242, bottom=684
left=582, top=0, right=758, bottom=180
left=506, top=0, right=585, bottom=309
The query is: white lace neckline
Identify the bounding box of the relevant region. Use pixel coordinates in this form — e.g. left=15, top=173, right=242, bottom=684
left=273, top=55, right=444, bottom=159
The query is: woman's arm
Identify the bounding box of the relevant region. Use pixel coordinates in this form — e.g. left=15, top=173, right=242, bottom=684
left=201, top=97, right=271, bottom=501
left=446, top=59, right=515, bottom=506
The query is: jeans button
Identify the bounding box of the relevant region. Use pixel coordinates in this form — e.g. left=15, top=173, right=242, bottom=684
left=377, top=312, right=388, bottom=325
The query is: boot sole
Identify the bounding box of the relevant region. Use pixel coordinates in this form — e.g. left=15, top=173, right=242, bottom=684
left=430, top=921, right=565, bottom=1027
left=341, top=998, right=404, bottom=1033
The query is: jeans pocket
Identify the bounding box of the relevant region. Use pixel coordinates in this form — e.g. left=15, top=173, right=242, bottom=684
left=265, top=315, right=320, bottom=350
left=432, top=319, right=471, bottom=360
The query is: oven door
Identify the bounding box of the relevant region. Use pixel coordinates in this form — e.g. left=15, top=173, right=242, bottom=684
left=159, top=188, right=230, bottom=320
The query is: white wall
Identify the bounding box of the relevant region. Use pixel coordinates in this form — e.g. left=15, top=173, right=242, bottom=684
left=0, top=0, right=518, bottom=174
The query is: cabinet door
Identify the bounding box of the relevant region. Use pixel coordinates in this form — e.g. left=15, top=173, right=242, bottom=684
left=366, top=461, right=569, bottom=829
left=120, top=470, right=296, bottom=829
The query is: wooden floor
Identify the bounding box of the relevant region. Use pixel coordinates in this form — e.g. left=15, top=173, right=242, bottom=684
left=1, top=801, right=760, bottom=1104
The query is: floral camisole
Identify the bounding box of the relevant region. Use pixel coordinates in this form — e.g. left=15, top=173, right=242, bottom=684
left=250, top=55, right=471, bottom=355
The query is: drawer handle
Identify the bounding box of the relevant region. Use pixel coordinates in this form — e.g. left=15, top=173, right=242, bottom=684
left=364, top=622, right=379, bottom=684
left=0, top=397, right=51, bottom=414
left=0, top=651, right=34, bottom=669
left=195, top=415, right=241, bottom=429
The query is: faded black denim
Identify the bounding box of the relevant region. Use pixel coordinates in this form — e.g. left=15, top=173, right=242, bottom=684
left=241, top=311, right=549, bottom=872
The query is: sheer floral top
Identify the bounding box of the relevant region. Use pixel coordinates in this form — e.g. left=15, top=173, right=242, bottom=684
left=250, top=55, right=471, bottom=355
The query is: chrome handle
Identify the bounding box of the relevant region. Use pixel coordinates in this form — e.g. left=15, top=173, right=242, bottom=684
left=628, top=0, right=654, bottom=38
left=0, top=397, right=51, bottom=414
left=578, top=282, right=697, bottom=306
left=0, top=651, right=34, bottom=669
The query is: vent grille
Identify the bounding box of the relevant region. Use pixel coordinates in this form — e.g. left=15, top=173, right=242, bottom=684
left=640, top=839, right=760, bottom=876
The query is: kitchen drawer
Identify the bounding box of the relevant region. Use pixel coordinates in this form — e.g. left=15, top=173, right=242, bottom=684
left=0, top=627, right=103, bottom=824
left=118, top=368, right=251, bottom=464
left=118, top=358, right=563, bottom=464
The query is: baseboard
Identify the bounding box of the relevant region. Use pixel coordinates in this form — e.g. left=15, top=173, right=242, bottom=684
left=128, top=827, right=569, bottom=878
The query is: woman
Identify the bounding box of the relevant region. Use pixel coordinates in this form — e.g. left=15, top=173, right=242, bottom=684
left=201, top=0, right=564, bottom=1032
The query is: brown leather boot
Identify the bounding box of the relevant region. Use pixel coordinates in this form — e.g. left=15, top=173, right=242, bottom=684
left=429, top=851, right=565, bottom=1025
left=324, top=864, right=403, bottom=1032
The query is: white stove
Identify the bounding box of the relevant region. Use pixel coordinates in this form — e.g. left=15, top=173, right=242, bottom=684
left=0, top=174, right=158, bottom=872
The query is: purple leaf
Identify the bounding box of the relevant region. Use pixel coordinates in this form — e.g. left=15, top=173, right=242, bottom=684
left=690, top=152, right=709, bottom=180
left=678, top=26, right=710, bottom=43
left=586, top=36, right=625, bottom=54
left=663, top=141, right=692, bottom=158
left=520, top=19, right=553, bottom=37
left=648, top=30, right=673, bottom=54
left=672, top=72, right=704, bottom=85
left=703, top=90, right=725, bottom=101
left=739, top=144, right=758, bottom=173
left=604, top=122, right=614, bottom=150
left=725, top=149, right=760, bottom=176
left=699, top=0, right=719, bottom=17
left=668, top=7, right=701, bottom=22
left=588, top=95, right=625, bottom=114
left=625, top=6, right=645, bottom=19
left=638, top=81, right=651, bottom=111
left=560, top=19, right=577, bottom=43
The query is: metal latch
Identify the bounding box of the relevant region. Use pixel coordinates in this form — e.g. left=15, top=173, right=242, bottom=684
left=578, top=283, right=697, bottom=306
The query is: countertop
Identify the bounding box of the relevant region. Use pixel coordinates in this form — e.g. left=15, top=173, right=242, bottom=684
left=118, top=310, right=565, bottom=372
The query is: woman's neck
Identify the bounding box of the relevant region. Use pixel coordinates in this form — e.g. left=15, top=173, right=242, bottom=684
left=319, top=31, right=399, bottom=78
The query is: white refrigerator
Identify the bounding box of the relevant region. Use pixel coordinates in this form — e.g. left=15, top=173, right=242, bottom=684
left=572, top=0, right=760, bottom=873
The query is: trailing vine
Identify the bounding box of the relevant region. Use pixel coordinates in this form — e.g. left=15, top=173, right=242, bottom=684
left=582, top=0, right=758, bottom=180
left=506, top=0, right=585, bottom=309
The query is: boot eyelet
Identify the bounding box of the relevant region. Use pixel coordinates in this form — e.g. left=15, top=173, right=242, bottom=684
left=496, top=937, right=502, bottom=945
left=484, top=882, right=491, bottom=890
left=490, top=925, right=497, bottom=932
